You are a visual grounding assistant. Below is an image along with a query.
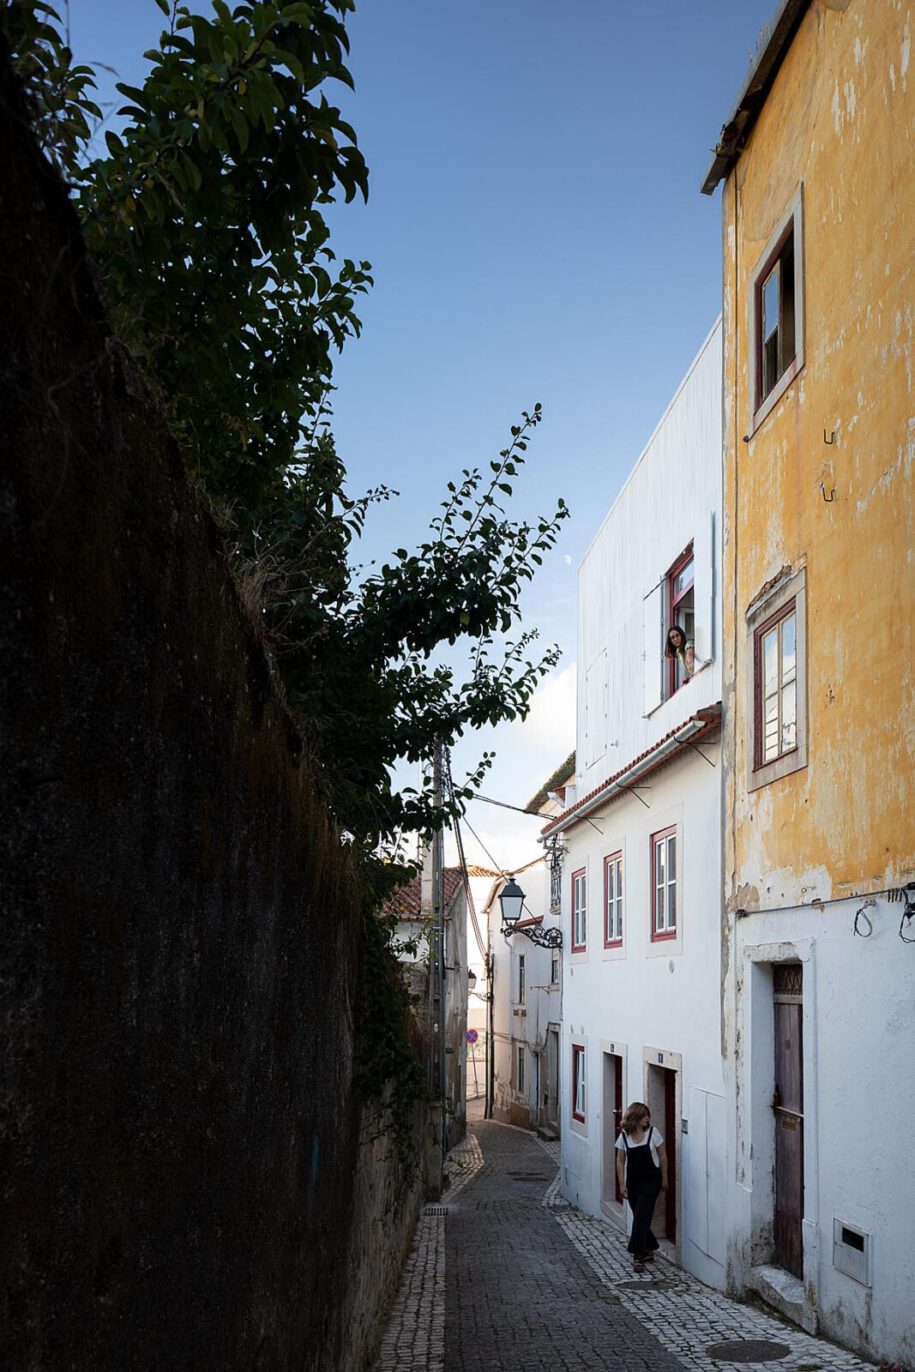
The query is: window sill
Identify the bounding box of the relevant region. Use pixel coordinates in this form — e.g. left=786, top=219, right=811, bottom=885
left=650, top=929, right=677, bottom=944
left=748, top=355, right=804, bottom=438
left=648, top=659, right=712, bottom=717
left=748, top=746, right=807, bottom=792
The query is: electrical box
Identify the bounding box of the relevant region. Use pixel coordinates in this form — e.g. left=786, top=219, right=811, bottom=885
left=832, top=1219, right=871, bottom=1286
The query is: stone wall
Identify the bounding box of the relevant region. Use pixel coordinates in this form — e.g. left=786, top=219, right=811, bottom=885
left=0, top=55, right=420, bottom=1371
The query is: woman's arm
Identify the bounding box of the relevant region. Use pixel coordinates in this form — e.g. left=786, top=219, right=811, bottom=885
left=616, top=1150, right=627, bottom=1198
left=657, top=1142, right=668, bottom=1191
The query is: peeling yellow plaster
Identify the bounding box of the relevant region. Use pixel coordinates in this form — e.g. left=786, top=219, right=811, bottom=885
left=721, top=0, right=915, bottom=903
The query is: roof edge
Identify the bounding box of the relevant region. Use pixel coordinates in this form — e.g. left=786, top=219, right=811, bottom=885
left=701, top=0, right=811, bottom=196
left=541, top=706, right=722, bottom=838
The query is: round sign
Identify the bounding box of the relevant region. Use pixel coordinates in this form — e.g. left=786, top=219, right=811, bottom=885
left=465, top=1028, right=479, bottom=1044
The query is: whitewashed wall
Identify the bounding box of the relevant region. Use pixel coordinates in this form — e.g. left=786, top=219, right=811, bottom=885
left=488, top=861, right=562, bottom=1128
left=559, top=750, right=726, bottom=1288
left=726, top=900, right=915, bottom=1362
left=577, top=319, right=722, bottom=790
left=560, top=322, right=726, bottom=1288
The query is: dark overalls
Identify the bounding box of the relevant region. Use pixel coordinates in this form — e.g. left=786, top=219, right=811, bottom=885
left=621, top=1125, right=661, bottom=1258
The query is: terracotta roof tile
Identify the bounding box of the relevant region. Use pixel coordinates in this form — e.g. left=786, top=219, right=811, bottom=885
left=382, top=867, right=465, bottom=920
left=542, top=706, right=721, bottom=837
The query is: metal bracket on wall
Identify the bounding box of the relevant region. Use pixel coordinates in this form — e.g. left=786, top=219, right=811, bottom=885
left=823, top=428, right=836, bottom=445
left=820, top=483, right=836, bottom=502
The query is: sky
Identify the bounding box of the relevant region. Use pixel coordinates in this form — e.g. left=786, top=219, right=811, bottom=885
left=70, top=0, right=775, bottom=874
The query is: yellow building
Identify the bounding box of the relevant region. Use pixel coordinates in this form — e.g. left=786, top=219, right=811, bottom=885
left=703, top=1, right=914, bottom=1363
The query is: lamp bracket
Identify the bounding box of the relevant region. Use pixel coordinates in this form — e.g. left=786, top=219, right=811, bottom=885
left=501, top=921, right=563, bottom=949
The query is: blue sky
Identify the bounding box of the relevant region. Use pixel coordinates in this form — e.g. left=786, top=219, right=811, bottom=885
left=70, top=0, right=774, bottom=870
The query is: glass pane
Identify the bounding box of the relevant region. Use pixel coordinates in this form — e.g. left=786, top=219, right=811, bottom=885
left=656, top=840, right=665, bottom=886
left=668, top=880, right=677, bottom=928
left=763, top=628, right=778, bottom=693
left=667, top=835, right=677, bottom=883
left=656, top=883, right=665, bottom=929
left=762, top=264, right=780, bottom=341
left=673, top=557, right=694, bottom=599
left=781, top=613, right=796, bottom=683
left=782, top=679, right=797, bottom=751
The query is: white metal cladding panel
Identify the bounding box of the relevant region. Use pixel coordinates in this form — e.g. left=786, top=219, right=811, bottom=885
left=577, top=320, right=722, bottom=786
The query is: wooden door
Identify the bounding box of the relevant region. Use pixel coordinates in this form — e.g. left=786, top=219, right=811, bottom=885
left=773, top=963, right=804, bottom=1278
left=663, top=1068, right=677, bottom=1241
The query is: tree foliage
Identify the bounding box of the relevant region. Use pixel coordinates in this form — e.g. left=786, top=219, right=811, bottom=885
left=3, top=0, right=569, bottom=883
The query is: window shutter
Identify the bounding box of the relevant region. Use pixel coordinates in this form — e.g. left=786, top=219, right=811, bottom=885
left=642, top=581, right=663, bottom=716
left=693, top=510, right=716, bottom=664
left=585, top=650, right=608, bottom=766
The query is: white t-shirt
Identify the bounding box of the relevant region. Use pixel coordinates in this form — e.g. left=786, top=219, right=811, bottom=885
left=615, top=1127, right=664, bottom=1169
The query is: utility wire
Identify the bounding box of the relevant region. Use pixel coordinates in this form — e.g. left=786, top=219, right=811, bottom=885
left=473, top=791, right=554, bottom=819
left=443, top=750, right=490, bottom=963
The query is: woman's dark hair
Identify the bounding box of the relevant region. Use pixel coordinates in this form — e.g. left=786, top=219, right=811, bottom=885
left=664, top=624, right=687, bottom=659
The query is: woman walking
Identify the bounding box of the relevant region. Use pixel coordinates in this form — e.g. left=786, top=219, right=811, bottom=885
left=615, top=1102, right=668, bottom=1272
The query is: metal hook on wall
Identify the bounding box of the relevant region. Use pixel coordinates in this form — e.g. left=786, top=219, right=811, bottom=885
left=823, top=428, right=836, bottom=445
left=820, top=483, right=835, bottom=503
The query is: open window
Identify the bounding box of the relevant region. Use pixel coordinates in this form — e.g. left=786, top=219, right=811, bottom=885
left=665, top=544, right=695, bottom=699
left=642, top=513, right=715, bottom=716
left=750, top=186, right=805, bottom=431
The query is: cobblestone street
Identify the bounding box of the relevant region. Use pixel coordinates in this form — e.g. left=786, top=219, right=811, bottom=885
left=374, top=1115, right=877, bottom=1372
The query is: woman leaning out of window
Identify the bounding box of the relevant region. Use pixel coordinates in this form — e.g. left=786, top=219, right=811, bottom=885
left=665, top=623, right=701, bottom=688
left=615, top=1101, right=668, bottom=1272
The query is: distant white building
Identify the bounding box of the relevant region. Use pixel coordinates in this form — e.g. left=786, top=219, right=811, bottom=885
left=546, top=321, right=726, bottom=1287
left=485, top=809, right=566, bottom=1132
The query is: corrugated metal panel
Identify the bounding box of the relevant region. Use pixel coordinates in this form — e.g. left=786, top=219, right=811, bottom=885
left=577, top=321, right=723, bottom=787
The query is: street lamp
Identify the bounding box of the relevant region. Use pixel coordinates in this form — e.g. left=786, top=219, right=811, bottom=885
left=467, top=968, right=477, bottom=992
left=498, top=876, right=526, bottom=928
left=498, top=876, right=563, bottom=949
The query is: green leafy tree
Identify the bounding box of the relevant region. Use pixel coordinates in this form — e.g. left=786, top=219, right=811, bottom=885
left=3, top=0, right=569, bottom=884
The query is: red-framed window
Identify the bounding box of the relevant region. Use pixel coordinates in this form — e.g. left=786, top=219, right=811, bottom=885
left=754, top=220, right=797, bottom=412
left=571, top=867, right=587, bottom=952
left=572, top=1045, right=586, bottom=1122
left=666, top=543, right=695, bottom=699
left=603, top=851, right=623, bottom=947
left=650, top=826, right=677, bottom=941
left=754, top=600, right=798, bottom=769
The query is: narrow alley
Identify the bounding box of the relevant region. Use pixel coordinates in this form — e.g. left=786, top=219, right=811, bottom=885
left=375, top=1111, right=877, bottom=1372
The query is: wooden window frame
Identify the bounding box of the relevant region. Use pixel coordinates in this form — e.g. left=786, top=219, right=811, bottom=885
left=518, top=953, right=526, bottom=1005
left=748, top=186, right=805, bottom=436
left=650, top=825, right=678, bottom=943
left=571, top=867, right=587, bottom=953
left=517, top=1044, right=526, bottom=1096
left=603, top=851, right=624, bottom=948
left=753, top=599, right=798, bottom=771
left=665, top=543, right=695, bottom=700
left=572, top=1044, right=586, bottom=1122
left=746, top=566, right=808, bottom=792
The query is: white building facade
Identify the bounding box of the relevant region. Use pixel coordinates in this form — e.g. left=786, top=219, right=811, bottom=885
left=548, top=321, right=727, bottom=1288
left=486, top=857, right=564, bottom=1132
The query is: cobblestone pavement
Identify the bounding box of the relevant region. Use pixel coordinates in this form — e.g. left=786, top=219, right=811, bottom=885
left=373, top=1118, right=877, bottom=1372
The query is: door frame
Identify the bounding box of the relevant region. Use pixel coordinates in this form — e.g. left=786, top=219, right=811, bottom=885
left=600, top=1042, right=627, bottom=1223
left=643, top=1045, right=682, bottom=1261
left=739, top=939, right=819, bottom=1290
